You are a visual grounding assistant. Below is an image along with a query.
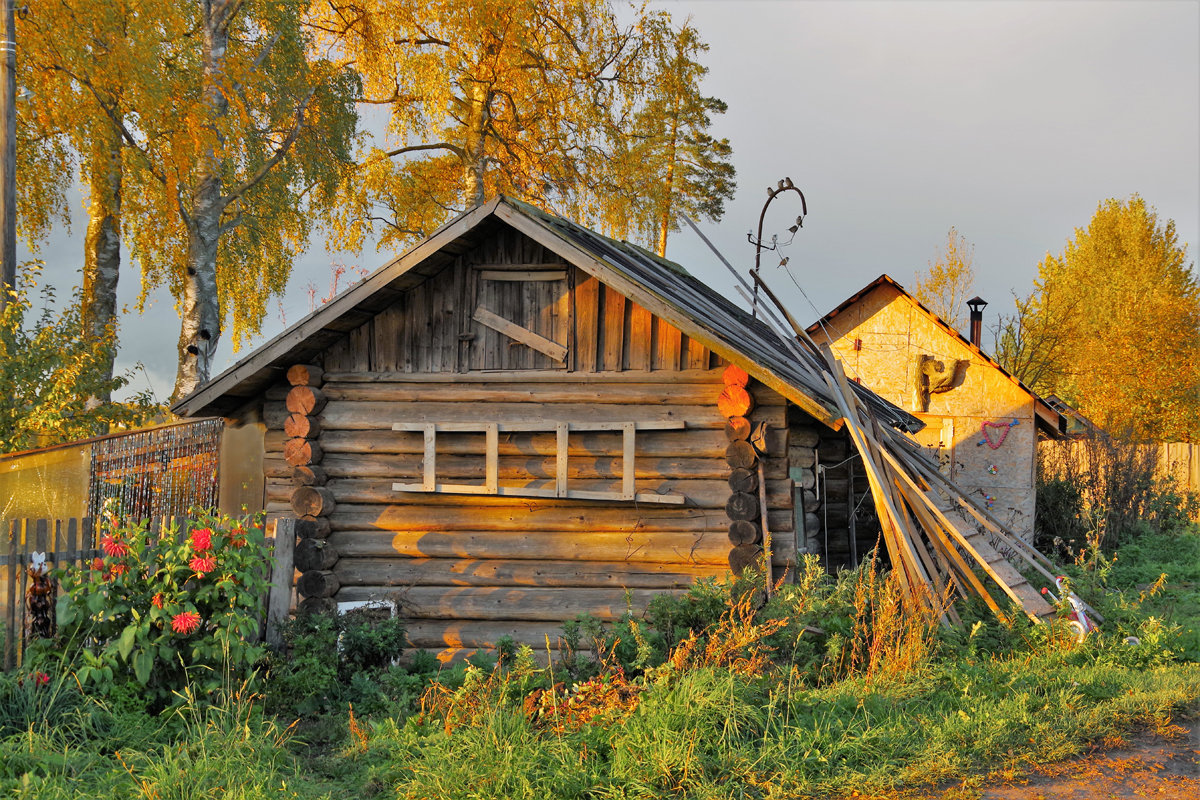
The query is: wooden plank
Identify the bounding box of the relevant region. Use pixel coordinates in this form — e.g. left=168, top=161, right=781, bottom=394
left=265, top=518, right=297, bottom=647
left=3, top=520, right=16, bottom=670
left=334, top=557, right=726, bottom=588
left=325, top=529, right=742, bottom=560
left=307, top=426, right=787, bottom=459
left=335, top=476, right=789, bottom=509
left=392, top=420, right=687, bottom=433
left=422, top=425, right=436, bottom=491
left=622, top=423, right=636, bottom=500
left=327, top=401, right=752, bottom=430
left=574, top=273, right=600, bottom=372
left=391, top=482, right=688, bottom=505
left=324, top=381, right=752, bottom=405
left=322, top=369, right=728, bottom=384
left=628, top=303, right=653, bottom=371
left=473, top=306, right=567, bottom=363
left=288, top=452, right=767, bottom=481
left=556, top=423, right=569, bottom=497
left=337, top=585, right=683, bottom=621
left=684, top=336, right=709, bottom=370
left=478, top=269, right=567, bottom=282
left=485, top=423, right=498, bottom=493
left=601, top=285, right=626, bottom=371
left=657, top=322, right=683, bottom=371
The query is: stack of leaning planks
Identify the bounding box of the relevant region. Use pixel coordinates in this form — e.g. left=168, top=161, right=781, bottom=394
left=818, top=345, right=1061, bottom=624
left=728, top=258, right=1080, bottom=626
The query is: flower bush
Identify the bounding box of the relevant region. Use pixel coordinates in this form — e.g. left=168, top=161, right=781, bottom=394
left=57, top=504, right=273, bottom=708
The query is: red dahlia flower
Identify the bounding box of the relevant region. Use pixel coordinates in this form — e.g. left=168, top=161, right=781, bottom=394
left=171, top=611, right=201, bottom=635
left=100, top=534, right=130, bottom=558
left=190, top=527, right=213, bottom=551
left=189, top=553, right=217, bottom=575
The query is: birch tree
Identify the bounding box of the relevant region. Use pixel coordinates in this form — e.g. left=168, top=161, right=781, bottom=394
left=911, top=227, right=976, bottom=329
left=311, top=0, right=732, bottom=253
left=105, top=0, right=359, bottom=401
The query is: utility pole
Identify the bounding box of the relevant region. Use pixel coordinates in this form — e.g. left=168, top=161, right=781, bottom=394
left=0, top=0, right=15, bottom=313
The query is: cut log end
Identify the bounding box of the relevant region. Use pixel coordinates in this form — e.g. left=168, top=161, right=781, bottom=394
left=291, top=465, right=329, bottom=487
left=283, top=439, right=324, bottom=467
left=728, top=520, right=762, bottom=546
left=728, top=467, right=759, bottom=494
left=725, top=491, right=760, bottom=521
left=717, top=385, right=754, bottom=418
left=729, top=543, right=762, bottom=575
left=722, top=364, right=749, bottom=388
left=725, top=440, right=758, bottom=470
left=287, top=364, right=325, bottom=387
left=294, top=537, right=339, bottom=572
left=290, top=485, right=336, bottom=518
left=284, top=414, right=322, bottom=440
left=725, top=416, right=751, bottom=442
left=286, top=385, right=328, bottom=416
left=298, top=570, right=340, bottom=599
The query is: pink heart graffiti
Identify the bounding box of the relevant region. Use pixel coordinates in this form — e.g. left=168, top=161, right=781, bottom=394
left=979, top=419, right=1018, bottom=450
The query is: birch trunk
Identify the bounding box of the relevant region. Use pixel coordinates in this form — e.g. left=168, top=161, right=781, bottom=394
left=462, top=82, right=489, bottom=207
left=82, top=122, right=122, bottom=405
left=171, top=0, right=229, bottom=402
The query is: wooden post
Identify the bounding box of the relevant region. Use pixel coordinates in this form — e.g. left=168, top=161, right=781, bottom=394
left=0, top=0, right=15, bottom=312
left=265, top=518, right=297, bottom=648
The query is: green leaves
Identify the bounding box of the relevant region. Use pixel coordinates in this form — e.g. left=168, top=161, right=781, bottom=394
left=58, top=509, right=273, bottom=709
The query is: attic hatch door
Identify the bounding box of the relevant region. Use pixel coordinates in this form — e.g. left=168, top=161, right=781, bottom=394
left=468, top=265, right=570, bottom=370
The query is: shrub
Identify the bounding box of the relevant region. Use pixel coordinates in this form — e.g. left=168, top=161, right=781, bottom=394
left=1037, top=431, right=1199, bottom=551
left=265, top=607, right=408, bottom=717
left=56, top=505, right=272, bottom=709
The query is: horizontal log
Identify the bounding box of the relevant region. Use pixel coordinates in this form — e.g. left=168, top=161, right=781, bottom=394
left=264, top=402, right=288, bottom=430
left=789, top=448, right=816, bottom=468
left=327, top=529, right=733, bottom=564
left=287, top=364, right=324, bottom=387
left=291, top=486, right=336, bottom=518
left=298, top=570, right=340, bottom=598
left=402, top=619, right=583, bottom=651
left=320, top=401, right=770, bottom=431
left=269, top=427, right=789, bottom=459
left=327, top=504, right=794, bottom=533
left=295, top=537, right=339, bottom=571
left=321, top=477, right=792, bottom=511
left=283, top=439, right=323, bottom=467
left=286, top=386, right=327, bottom=416
left=284, top=414, right=321, bottom=439
left=334, top=557, right=727, bottom=589
left=266, top=452, right=770, bottom=481
left=789, top=427, right=820, bottom=448
left=320, top=381, right=786, bottom=407
left=336, top=586, right=684, bottom=621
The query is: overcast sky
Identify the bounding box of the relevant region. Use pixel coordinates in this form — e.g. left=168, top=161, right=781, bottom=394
left=20, top=0, right=1200, bottom=402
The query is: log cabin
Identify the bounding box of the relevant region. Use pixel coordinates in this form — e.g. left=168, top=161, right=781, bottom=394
left=807, top=275, right=1066, bottom=556
left=172, top=198, right=921, bottom=660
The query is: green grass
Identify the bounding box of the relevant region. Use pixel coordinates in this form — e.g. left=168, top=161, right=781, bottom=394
left=4, top=526, right=1200, bottom=799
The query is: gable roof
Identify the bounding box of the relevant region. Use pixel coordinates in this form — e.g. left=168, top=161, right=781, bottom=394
left=172, top=198, right=921, bottom=433
left=806, top=274, right=1066, bottom=436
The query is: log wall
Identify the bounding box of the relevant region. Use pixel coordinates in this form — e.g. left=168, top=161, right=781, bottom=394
left=248, top=226, right=841, bottom=660
left=262, top=375, right=799, bottom=659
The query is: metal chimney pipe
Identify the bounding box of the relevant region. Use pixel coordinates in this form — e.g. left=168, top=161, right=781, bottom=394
left=967, top=296, right=987, bottom=347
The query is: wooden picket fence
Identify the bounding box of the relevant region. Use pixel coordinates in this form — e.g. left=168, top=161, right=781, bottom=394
left=0, top=517, right=297, bottom=672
